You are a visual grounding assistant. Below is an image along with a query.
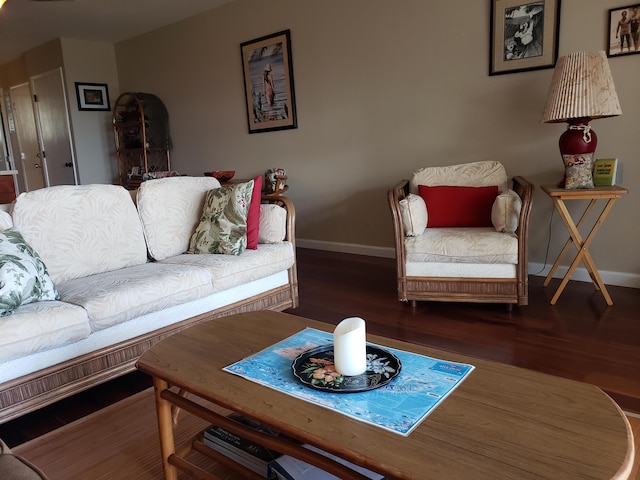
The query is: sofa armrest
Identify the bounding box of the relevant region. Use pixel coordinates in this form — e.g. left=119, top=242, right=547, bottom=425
left=261, top=195, right=296, bottom=248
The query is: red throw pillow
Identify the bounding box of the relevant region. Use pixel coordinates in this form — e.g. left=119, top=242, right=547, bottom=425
left=246, top=175, right=262, bottom=249
left=418, top=185, right=498, bottom=228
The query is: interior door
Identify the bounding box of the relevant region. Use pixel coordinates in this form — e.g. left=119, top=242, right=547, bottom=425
left=0, top=90, right=11, bottom=171
left=9, top=83, right=45, bottom=192
left=31, top=68, right=77, bottom=186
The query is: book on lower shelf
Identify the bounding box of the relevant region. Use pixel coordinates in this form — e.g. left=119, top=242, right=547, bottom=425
left=593, top=158, right=618, bottom=186
left=202, top=413, right=283, bottom=477
left=268, top=444, right=386, bottom=480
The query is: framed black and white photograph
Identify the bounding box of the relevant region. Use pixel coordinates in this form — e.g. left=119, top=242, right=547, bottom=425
left=240, top=29, right=297, bottom=134
left=490, top=0, right=561, bottom=75
left=75, top=83, right=110, bottom=111
left=607, top=4, right=640, bottom=57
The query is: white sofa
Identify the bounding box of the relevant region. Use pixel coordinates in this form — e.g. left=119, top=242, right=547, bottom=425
left=0, top=176, right=298, bottom=423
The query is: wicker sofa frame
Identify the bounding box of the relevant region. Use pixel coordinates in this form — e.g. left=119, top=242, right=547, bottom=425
left=0, top=195, right=298, bottom=425
left=388, top=176, right=534, bottom=306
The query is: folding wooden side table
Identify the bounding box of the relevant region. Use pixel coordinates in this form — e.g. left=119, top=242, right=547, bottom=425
left=541, top=184, right=628, bottom=306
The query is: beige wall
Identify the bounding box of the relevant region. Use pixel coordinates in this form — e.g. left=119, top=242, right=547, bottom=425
left=110, top=0, right=636, bottom=287
left=0, top=38, right=119, bottom=187
left=61, top=38, right=119, bottom=185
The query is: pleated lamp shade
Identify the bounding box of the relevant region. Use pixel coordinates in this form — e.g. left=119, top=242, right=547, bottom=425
left=542, top=51, right=622, bottom=123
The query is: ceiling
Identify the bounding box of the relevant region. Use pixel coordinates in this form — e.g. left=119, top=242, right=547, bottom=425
left=0, top=0, right=234, bottom=66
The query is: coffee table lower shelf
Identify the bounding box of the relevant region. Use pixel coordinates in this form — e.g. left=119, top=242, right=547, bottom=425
left=156, top=383, right=375, bottom=480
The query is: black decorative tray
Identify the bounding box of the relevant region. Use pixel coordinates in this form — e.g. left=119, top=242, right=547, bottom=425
left=291, top=344, right=401, bottom=393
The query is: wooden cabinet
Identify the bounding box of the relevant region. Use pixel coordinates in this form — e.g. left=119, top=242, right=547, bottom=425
left=112, top=93, right=171, bottom=189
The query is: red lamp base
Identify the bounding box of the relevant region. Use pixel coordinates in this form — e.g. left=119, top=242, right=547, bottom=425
left=557, top=118, right=597, bottom=188
left=559, top=118, right=598, bottom=155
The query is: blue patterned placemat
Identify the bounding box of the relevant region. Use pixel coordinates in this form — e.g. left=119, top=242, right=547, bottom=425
left=223, top=328, right=475, bottom=436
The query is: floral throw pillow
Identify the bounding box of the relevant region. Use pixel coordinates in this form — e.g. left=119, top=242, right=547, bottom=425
left=0, top=229, right=59, bottom=316
left=188, top=180, right=254, bottom=255
left=563, top=153, right=594, bottom=189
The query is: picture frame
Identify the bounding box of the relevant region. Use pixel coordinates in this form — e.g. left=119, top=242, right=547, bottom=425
left=607, top=4, right=640, bottom=57
left=490, top=0, right=561, bottom=75
left=75, top=82, right=110, bottom=111
left=240, top=29, right=297, bottom=133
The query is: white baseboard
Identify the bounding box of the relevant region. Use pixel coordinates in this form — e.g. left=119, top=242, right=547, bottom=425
left=296, top=239, right=640, bottom=289
left=297, top=239, right=395, bottom=259
left=527, top=263, right=640, bottom=289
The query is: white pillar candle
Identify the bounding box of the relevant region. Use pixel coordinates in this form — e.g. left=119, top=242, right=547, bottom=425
left=333, top=317, right=367, bottom=376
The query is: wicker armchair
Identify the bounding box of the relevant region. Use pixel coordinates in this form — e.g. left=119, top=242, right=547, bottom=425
left=387, top=161, right=533, bottom=307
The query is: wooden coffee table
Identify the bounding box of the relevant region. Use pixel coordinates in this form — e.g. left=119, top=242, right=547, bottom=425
left=136, top=311, right=635, bottom=480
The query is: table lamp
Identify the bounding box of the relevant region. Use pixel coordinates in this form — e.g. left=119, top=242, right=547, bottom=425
left=542, top=51, right=621, bottom=188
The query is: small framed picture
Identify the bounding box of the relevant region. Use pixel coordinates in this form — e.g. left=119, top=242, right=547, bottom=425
left=75, top=82, right=111, bottom=111
left=240, top=29, right=297, bottom=134
left=607, top=4, right=640, bottom=57
left=490, top=0, right=561, bottom=75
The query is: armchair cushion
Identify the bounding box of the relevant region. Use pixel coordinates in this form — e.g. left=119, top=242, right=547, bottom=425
left=0, top=439, right=49, bottom=479
left=409, top=161, right=508, bottom=194
left=491, top=189, right=522, bottom=234
left=399, top=194, right=427, bottom=236
left=418, top=185, right=497, bottom=228
left=405, top=227, right=518, bottom=264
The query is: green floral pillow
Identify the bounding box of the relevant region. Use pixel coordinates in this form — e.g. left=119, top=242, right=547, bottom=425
left=0, top=229, right=59, bottom=316
left=188, top=180, right=254, bottom=255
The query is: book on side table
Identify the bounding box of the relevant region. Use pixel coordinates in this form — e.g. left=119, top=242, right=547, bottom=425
left=593, top=158, right=618, bottom=186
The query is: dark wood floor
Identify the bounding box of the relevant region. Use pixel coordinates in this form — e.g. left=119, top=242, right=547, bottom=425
left=1, top=247, right=639, bottom=448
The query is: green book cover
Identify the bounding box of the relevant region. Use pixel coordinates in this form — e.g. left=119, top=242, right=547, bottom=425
left=593, top=158, right=618, bottom=186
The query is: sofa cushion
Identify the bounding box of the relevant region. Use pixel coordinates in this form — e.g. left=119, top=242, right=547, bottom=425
left=0, top=229, right=59, bottom=316
left=57, top=263, right=214, bottom=332
left=409, top=161, right=508, bottom=195
left=258, top=204, right=287, bottom=244
left=11, top=184, right=148, bottom=284
left=405, top=227, right=518, bottom=264
left=136, top=176, right=221, bottom=261
left=492, top=189, right=522, bottom=234
left=189, top=181, right=253, bottom=255
left=160, top=242, right=295, bottom=293
left=399, top=194, right=427, bottom=237
left=0, top=210, right=12, bottom=231
left=0, top=300, right=90, bottom=363
left=418, top=185, right=498, bottom=228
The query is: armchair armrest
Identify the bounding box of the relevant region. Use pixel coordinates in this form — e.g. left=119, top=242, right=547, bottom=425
left=511, top=176, right=534, bottom=297
left=387, top=180, right=410, bottom=286
left=511, top=176, right=534, bottom=239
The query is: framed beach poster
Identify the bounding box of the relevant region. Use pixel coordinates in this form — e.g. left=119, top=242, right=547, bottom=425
left=490, top=0, right=561, bottom=75
left=240, top=29, right=298, bottom=133
left=607, top=4, right=640, bottom=57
